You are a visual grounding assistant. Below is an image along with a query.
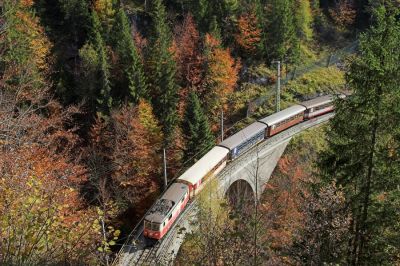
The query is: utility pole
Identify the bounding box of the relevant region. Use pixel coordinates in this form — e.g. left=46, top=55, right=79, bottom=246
left=163, top=148, right=168, bottom=189
left=272, top=60, right=281, bottom=113
left=221, top=109, right=224, bottom=142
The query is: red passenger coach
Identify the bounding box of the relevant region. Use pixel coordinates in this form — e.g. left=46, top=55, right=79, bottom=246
left=258, top=105, right=306, bottom=137
left=300, top=95, right=335, bottom=119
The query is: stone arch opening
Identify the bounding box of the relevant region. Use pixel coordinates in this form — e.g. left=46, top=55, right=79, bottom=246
left=225, top=179, right=255, bottom=212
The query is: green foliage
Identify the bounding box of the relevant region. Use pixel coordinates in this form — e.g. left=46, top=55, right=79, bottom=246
left=111, top=8, right=147, bottom=105
left=182, top=92, right=215, bottom=163
left=319, top=6, right=400, bottom=264
left=295, top=0, right=313, bottom=41
left=35, top=0, right=91, bottom=104
left=267, top=0, right=300, bottom=64
left=147, top=0, right=179, bottom=144
left=285, top=66, right=345, bottom=97
left=80, top=10, right=112, bottom=116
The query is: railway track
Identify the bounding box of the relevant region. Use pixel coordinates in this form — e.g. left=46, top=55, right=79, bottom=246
left=133, top=240, right=160, bottom=266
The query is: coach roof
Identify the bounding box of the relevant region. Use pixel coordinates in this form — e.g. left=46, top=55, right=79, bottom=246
left=177, top=146, right=229, bottom=186
left=258, top=105, right=306, bottom=126
left=300, top=95, right=334, bottom=109
left=218, top=122, right=267, bottom=150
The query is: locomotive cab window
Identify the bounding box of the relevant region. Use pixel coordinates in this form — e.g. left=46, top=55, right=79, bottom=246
left=151, top=222, right=161, bottom=231
left=144, top=220, right=150, bottom=229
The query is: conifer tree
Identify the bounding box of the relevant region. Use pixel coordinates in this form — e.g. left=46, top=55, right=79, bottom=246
left=111, top=8, right=147, bottom=105
left=80, top=10, right=112, bottom=116
left=147, top=0, right=179, bottom=144
left=182, top=92, right=215, bottom=163
left=319, top=5, right=400, bottom=264
left=267, top=0, right=300, bottom=64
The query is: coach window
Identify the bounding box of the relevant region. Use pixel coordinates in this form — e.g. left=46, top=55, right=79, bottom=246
left=169, top=213, right=172, bottom=220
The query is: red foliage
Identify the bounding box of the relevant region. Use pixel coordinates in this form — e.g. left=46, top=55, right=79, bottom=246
left=174, top=14, right=204, bottom=115
left=87, top=101, right=162, bottom=216
left=235, top=11, right=262, bottom=54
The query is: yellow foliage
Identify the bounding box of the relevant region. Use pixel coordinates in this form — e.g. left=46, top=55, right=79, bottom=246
left=94, top=0, right=116, bottom=29
left=138, top=99, right=164, bottom=142
left=15, top=8, right=52, bottom=72
left=0, top=174, right=101, bottom=264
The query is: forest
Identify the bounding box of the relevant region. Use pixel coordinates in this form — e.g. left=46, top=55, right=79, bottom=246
left=0, top=0, right=399, bottom=265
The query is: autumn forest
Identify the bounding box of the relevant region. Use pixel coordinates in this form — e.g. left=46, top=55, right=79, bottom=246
left=1, top=0, right=399, bottom=265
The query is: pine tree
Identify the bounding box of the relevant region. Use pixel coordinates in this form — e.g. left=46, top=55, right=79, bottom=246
left=147, top=0, right=179, bottom=144
left=80, top=10, right=112, bottom=116
left=267, top=0, right=300, bottom=64
left=182, top=92, right=215, bottom=163
left=319, top=5, right=400, bottom=264
left=111, top=8, right=147, bottom=105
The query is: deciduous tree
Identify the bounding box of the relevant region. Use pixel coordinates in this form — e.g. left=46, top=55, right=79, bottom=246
left=86, top=100, right=163, bottom=218
left=0, top=0, right=51, bottom=96
left=235, top=10, right=262, bottom=55
left=203, top=33, right=240, bottom=119
left=174, top=13, right=204, bottom=114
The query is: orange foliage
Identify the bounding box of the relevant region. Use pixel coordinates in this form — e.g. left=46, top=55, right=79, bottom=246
left=20, top=0, right=34, bottom=7
left=134, top=30, right=148, bottom=58
left=89, top=100, right=163, bottom=216
left=0, top=89, right=101, bottom=263
left=260, top=153, right=310, bottom=264
left=235, top=12, right=262, bottom=54
left=204, top=33, right=241, bottom=111
left=174, top=14, right=204, bottom=115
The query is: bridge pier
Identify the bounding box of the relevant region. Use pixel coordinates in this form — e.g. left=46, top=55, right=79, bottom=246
left=219, top=138, right=291, bottom=201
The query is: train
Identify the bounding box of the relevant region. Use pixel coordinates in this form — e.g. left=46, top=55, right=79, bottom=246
left=143, top=94, right=344, bottom=240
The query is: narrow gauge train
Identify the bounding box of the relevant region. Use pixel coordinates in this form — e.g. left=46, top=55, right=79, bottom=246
left=143, top=94, right=341, bottom=240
